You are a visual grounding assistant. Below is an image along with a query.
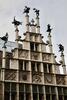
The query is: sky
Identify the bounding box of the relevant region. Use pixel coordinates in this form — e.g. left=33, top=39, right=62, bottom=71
left=0, top=0, right=67, bottom=70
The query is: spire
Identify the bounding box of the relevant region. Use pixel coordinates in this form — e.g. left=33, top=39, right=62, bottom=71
left=0, top=33, right=8, bottom=69
left=33, top=8, right=40, bottom=33
left=0, top=33, right=8, bottom=48
left=46, top=24, right=53, bottom=53
left=58, top=44, right=66, bottom=74
left=12, top=17, right=22, bottom=48
left=23, top=6, right=30, bottom=32
left=30, top=19, right=36, bottom=33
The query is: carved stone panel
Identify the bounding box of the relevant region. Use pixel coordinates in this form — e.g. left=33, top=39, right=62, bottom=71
left=32, top=72, right=42, bottom=83
left=31, top=52, right=39, bottom=60
left=19, top=50, right=28, bottom=59
left=44, top=74, right=53, bottom=84
left=5, top=70, right=17, bottom=81
left=19, top=71, right=30, bottom=82
left=42, top=54, right=50, bottom=62
left=56, top=75, right=65, bottom=85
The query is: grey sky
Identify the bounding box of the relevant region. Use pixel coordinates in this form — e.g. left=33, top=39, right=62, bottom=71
left=0, top=0, right=67, bottom=67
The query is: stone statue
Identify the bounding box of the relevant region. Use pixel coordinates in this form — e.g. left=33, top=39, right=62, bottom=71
left=47, top=24, right=52, bottom=33
left=23, top=6, right=30, bottom=14
left=33, top=8, right=40, bottom=17
left=0, top=33, right=8, bottom=47
left=58, top=44, right=64, bottom=52
left=12, top=17, right=22, bottom=26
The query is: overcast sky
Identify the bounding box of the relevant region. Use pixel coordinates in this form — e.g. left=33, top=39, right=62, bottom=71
left=0, top=0, right=67, bottom=68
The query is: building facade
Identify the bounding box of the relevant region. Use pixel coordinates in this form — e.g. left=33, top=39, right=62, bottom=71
left=0, top=7, right=67, bottom=100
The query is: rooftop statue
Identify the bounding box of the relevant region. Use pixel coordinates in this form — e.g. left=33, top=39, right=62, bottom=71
left=0, top=33, right=8, bottom=47
left=12, top=17, right=22, bottom=26
left=23, top=6, right=30, bottom=14
left=47, top=24, right=52, bottom=33
left=33, top=8, right=40, bottom=17
left=58, top=44, right=64, bottom=52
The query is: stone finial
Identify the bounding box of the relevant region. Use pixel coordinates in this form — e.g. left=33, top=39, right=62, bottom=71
left=33, top=8, right=40, bottom=17
left=23, top=6, right=30, bottom=14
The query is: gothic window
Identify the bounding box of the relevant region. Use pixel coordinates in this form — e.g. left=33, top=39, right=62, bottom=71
left=43, top=63, right=52, bottom=73
left=11, top=83, right=16, bottom=93
left=32, top=85, right=38, bottom=93
left=37, top=63, right=41, bottom=72
left=31, top=62, right=36, bottom=71
left=19, top=60, right=28, bottom=71
left=51, top=86, right=56, bottom=94
left=19, top=84, right=24, bottom=93
left=43, top=63, right=48, bottom=73
left=35, top=43, right=39, bottom=51
left=30, top=43, right=34, bottom=51
left=48, top=64, right=52, bottom=73
left=63, top=87, right=67, bottom=95
left=58, top=87, right=63, bottom=95
left=25, top=84, right=31, bottom=93
left=45, top=86, right=50, bottom=94
left=38, top=85, right=43, bottom=94
left=24, top=61, right=27, bottom=70
left=19, top=60, right=23, bottom=70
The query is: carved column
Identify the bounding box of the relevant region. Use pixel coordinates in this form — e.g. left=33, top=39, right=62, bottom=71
left=25, top=13, right=30, bottom=32
left=60, top=52, right=67, bottom=85
left=60, top=52, right=66, bottom=74
left=2, top=46, right=6, bottom=100
left=36, top=16, right=40, bottom=33
left=48, top=32, right=53, bottom=53
left=30, top=19, right=36, bottom=33
left=15, top=26, right=19, bottom=48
